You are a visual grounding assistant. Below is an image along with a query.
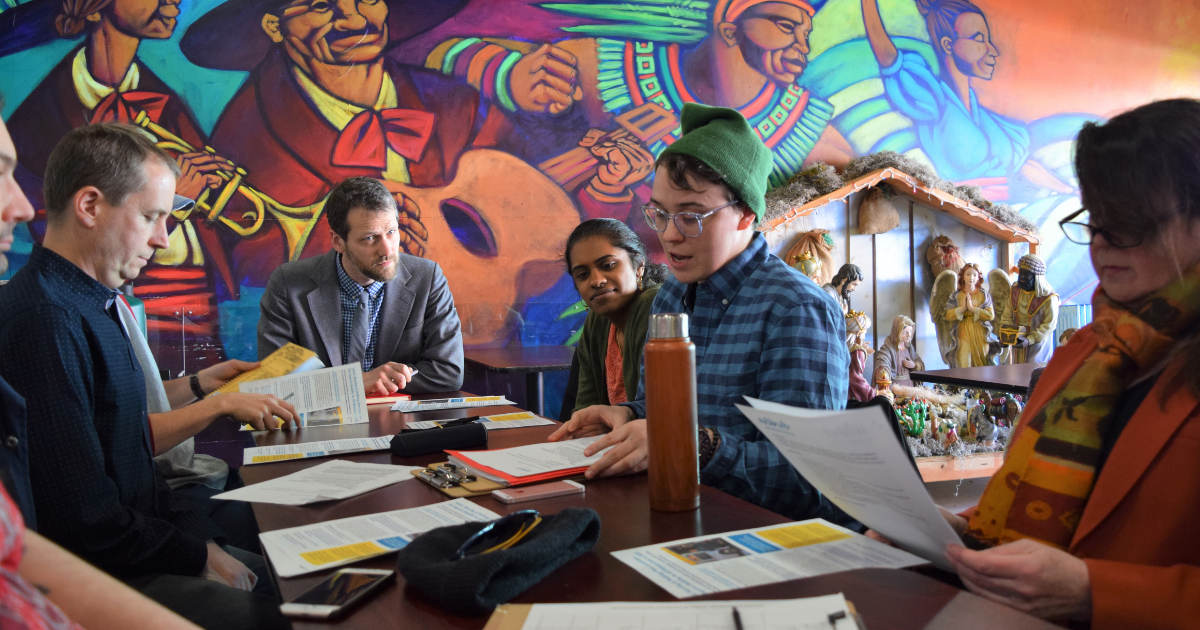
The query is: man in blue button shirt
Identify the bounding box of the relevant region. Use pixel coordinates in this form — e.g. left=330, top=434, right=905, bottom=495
left=551, top=103, right=853, bottom=524
left=0, top=124, right=290, bottom=629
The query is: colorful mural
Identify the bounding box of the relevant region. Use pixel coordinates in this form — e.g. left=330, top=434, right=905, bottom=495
left=1, top=0, right=1197, bottom=391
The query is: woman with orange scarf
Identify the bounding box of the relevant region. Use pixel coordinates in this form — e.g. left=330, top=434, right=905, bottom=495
left=934, top=99, right=1200, bottom=628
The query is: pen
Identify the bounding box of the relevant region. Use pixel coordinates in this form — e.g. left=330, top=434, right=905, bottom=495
left=732, top=606, right=744, bottom=630
left=436, top=416, right=480, bottom=428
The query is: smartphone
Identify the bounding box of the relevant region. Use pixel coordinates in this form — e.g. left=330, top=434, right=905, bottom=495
left=493, top=480, right=585, bottom=504
left=278, top=568, right=395, bottom=620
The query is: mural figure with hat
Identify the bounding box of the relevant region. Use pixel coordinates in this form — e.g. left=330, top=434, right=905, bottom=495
left=1, top=0, right=239, bottom=373
left=437, top=0, right=841, bottom=190
left=998, top=254, right=1058, bottom=363
left=180, top=0, right=581, bottom=347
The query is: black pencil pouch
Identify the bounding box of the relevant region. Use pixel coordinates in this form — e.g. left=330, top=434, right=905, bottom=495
left=390, top=422, right=488, bottom=457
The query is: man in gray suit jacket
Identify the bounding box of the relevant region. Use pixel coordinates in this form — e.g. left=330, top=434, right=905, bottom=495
left=257, top=178, right=463, bottom=394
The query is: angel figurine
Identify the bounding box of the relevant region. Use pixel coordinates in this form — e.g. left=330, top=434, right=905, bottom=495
left=874, top=315, right=925, bottom=386
left=930, top=263, right=997, bottom=368
left=846, top=310, right=875, bottom=402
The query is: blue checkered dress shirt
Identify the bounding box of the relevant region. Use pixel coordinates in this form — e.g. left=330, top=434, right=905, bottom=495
left=336, top=253, right=386, bottom=372
left=623, top=233, right=853, bottom=523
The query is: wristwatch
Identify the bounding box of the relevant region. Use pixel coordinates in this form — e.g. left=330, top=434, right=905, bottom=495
left=189, top=373, right=206, bottom=399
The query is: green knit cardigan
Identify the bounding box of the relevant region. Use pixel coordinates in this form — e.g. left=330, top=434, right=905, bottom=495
left=572, top=285, right=660, bottom=413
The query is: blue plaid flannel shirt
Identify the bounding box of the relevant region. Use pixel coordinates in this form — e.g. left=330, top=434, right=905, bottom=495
left=336, top=253, right=386, bottom=372
left=623, top=233, right=853, bottom=523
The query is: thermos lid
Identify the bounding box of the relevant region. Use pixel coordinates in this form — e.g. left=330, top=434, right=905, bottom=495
left=648, top=313, right=689, bottom=339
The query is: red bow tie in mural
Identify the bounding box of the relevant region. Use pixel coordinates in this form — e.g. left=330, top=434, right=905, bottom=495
left=331, top=108, right=436, bottom=170
left=88, top=91, right=172, bottom=126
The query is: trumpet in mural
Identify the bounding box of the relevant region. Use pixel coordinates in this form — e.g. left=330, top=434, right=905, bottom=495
left=132, top=111, right=323, bottom=260
left=1, top=0, right=239, bottom=373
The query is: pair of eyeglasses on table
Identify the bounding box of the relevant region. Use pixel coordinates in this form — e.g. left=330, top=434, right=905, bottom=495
left=453, top=510, right=543, bottom=560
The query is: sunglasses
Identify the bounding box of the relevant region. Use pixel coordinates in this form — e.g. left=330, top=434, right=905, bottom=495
left=453, top=510, right=542, bottom=560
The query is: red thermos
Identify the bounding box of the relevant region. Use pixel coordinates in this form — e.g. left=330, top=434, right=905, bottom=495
left=644, top=313, right=700, bottom=512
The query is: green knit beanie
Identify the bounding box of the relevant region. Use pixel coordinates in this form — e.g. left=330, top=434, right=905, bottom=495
left=659, top=103, right=773, bottom=220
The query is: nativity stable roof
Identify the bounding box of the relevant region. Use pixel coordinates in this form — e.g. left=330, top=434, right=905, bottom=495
left=759, top=168, right=1041, bottom=247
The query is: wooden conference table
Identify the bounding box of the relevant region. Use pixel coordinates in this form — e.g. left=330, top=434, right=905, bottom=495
left=242, top=393, right=1052, bottom=630
left=910, top=362, right=1046, bottom=396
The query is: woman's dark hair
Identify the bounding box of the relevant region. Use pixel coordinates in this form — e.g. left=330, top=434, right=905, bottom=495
left=1073, top=99, right=1200, bottom=402
left=916, top=0, right=985, bottom=53
left=1075, top=98, right=1200, bottom=248
left=564, top=218, right=668, bottom=287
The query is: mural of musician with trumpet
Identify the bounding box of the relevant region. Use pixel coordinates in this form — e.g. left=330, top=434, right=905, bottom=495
left=179, top=0, right=602, bottom=349
left=1, top=0, right=238, bottom=374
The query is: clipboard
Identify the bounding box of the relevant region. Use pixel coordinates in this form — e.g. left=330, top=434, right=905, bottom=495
left=411, top=462, right=507, bottom=498
left=482, top=601, right=867, bottom=629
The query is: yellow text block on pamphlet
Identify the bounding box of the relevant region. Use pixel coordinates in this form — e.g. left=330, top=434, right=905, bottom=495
left=213, top=343, right=319, bottom=396
left=249, top=453, right=306, bottom=464
left=756, top=522, right=851, bottom=549
left=487, top=412, right=536, bottom=422
left=299, top=541, right=387, bottom=566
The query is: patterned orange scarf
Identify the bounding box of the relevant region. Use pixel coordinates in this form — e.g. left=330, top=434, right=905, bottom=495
left=968, top=265, right=1200, bottom=549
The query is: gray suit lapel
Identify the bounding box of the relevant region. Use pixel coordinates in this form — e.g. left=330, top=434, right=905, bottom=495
left=373, top=258, right=416, bottom=368
left=307, top=251, right=345, bottom=366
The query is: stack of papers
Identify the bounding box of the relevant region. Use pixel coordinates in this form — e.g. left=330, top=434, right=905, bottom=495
left=212, top=460, right=419, bottom=506
left=366, top=391, right=412, bottom=405
left=391, top=396, right=514, bottom=412
left=517, top=594, right=857, bottom=630
left=261, top=498, right=500, bottom=577
left=241, top=436, right=394, bottom=465
left=447, top=436, right=610, bottom=486
left=404, top=411, right=555, bottom=431
left=612, top=519, right=924, bottom=599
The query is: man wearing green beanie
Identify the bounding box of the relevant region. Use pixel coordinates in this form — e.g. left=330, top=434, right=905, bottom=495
left=551, top=103, right=855, bottom=525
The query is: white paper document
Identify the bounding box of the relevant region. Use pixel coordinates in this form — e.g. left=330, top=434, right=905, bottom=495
left=260, top=498, right=500, bottom=578
left=404, top=411, right=555, bottom=431
left=451, top=436, right=610, bottom=479
left=737, top=398, right=962, bottom=572
left=611, top=519, right=924, bottom=599
left=390, top=395, right=514, bottom=412
left=212, top=460, right=419, bottom=506
left=241, top=436, right=394, bottom=466
left=239, top=363, right=368, bottom=429
left=519, top=594, right=856, bottom=630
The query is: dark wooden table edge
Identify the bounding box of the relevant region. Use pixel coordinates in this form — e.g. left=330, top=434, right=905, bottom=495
left=462, top=359, right=573, bottom=374
left=910, top=373, right=1030, bottom=394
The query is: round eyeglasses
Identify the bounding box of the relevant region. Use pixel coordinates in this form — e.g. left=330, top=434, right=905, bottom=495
left=1058, top=208, right=1145, bottom=249
left=642, top=200, right=739, bottom=238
